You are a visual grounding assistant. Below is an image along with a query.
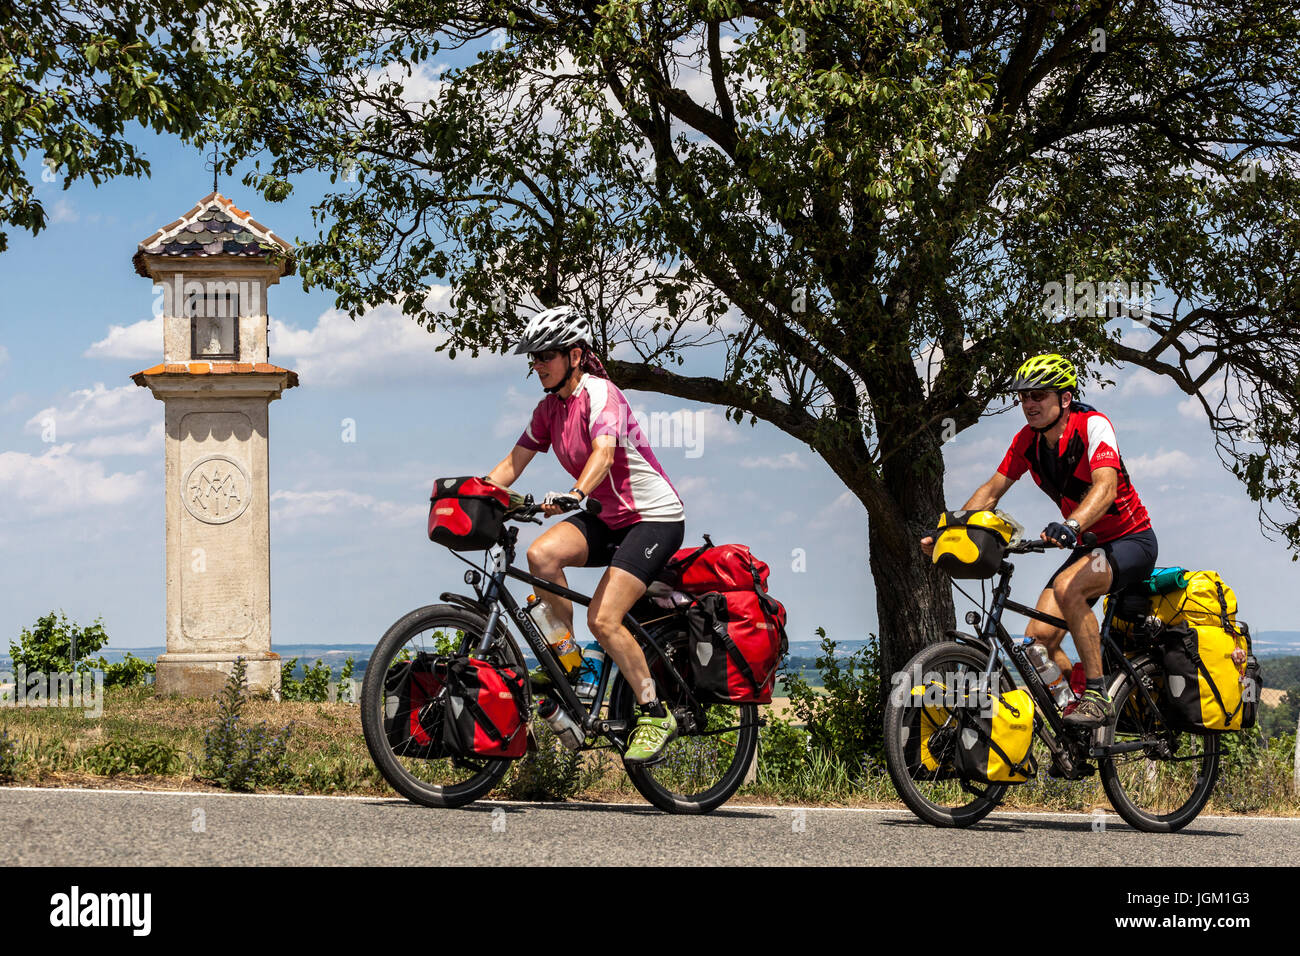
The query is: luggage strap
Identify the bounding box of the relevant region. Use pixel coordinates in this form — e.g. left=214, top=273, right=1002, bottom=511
left=960, top=702, right=1036, bottom=780
left=443, top=659, right=527, bottom=746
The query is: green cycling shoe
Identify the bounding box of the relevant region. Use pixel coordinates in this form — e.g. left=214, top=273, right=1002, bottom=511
left=623, top=707, right=678, bottom=766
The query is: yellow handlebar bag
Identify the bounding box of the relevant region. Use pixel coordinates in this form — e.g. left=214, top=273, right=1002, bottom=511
left=932, top=510, right=1017, bottom=579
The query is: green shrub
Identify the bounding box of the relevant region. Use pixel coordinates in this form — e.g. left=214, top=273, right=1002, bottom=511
left=0, top=731, right=16, bottom=780
left=196, top=658, right=294, bottom=791
left=757, top=716, right=811, bottom=783
left=500, top=724, right=583, bottom=801
left=783, top=629, right=886, bottom=767
left=9, top=611, right=108, bottom=675
left=81, top=739, right=179, bottom=776
left=1216, top=730, right=1296, bottom=813
left=281, top=656, right=356, bottom=702
left=97, top=652, right=155, bottom=689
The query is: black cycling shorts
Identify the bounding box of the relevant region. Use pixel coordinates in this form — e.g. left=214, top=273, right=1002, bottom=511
left=562, top=511, right=685, bottom=587
left=1045, top=527, right=1158, bottom=605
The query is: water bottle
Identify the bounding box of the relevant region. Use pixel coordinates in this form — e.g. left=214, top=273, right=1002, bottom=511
left=576, top=643, right=606, bottom=702
left=527, top=595, right=582, bottom=675
left=1026, top=643, right=1073, bottom=709
left=536, top=698, right=584, bottom=750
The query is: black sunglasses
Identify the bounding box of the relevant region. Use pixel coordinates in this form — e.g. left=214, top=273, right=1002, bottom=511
left=528, top=349, right=564, bottom=364
left=1016, top=389, right=1056, bottom=404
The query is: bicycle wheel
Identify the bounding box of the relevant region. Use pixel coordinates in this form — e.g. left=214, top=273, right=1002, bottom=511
left=360, top=604, right=528, bottom=808
left=883, top=641, right=1013, bottom=828
left=609, top=626, right=759, bottom=814
left=1098, top=658, right=1220, bottom=832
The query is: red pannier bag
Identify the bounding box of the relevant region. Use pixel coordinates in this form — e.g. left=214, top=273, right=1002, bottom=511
left=383, top=655, right=448, bottom=760
left=687, top=589, right=788, bottom=704
left=660, top=538, right=771, bottom=594
left=440, top=657, right=529, bottom=759
left=428, top=476, right=510, bottom=551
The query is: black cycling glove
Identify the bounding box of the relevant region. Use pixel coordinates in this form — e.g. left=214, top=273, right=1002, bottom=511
left=1042, top=521, right=1078, bottom=548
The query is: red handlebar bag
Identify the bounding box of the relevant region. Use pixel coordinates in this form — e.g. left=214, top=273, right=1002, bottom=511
left=428, top=477, right=510, bottom=551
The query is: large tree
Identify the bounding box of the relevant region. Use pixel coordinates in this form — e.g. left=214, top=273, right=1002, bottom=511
left=211, top=0, right=1300, bottom=677
left=0, top=0, right=223, bottom=251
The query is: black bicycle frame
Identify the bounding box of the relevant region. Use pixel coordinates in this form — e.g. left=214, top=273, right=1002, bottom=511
left=975, top=554, right=1174, bottom=764
left=465, top=551, right=700, bottom=740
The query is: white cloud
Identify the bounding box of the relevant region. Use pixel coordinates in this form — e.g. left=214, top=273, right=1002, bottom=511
left=73, top=422, right=165, bottom=458
left=49, top=199, right=78, bottom=224
left=25, top=383, right=159, bottom=439
left=1125, top=449, right=1198, bottom=481
left=85, top=315, right=162, bottom=360
left=1111, top=364, right=1174, bottom=398
left=739, top=451, right=807, bottom=470
left=269, top=294, right=516, bottom=387
left=270, top=489, right=425, bottom=526
left=809, top=490, right=862, bottom=531
left=493, top=385, right=540, bottom=440
left=0, top=445, right=148, bottom=518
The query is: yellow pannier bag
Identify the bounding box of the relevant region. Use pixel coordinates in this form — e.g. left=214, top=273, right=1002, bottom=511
left=932, top=510, right=1018, bottom=580
left=902, top=682, right=962, bottom=779
left=952, top=688, right=1037, bottom=784
left=1150, top=570, right=1238, bottom=631
left=1160, top=623, right=1251, bottom=732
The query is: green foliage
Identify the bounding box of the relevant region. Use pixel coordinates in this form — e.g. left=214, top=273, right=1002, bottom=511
left=1217, top=730, right=1297, bottom=813
left=0, top=1, right=227, bottom=252
left=95, top=652, right=156, bottom=689
left=756, top=716, right=811, bottom=783
left=280, top=657, right=330, bottom=702
left=280, top=655, right=356, bottom=702
left=0, top=731, right=16, bottom=781
left=196, top=658, right=294, bottom=792
left=500, top=723, right=589, bottom=801
left=9, top=611, right=108, bottom=675
left=1260, top=691, right=1299, bottom=740
left=783, top=629, right=886, bottom=767
left=81, top=739, right=179, bottom=776
left=1263, top=655, right=1300, bottom=688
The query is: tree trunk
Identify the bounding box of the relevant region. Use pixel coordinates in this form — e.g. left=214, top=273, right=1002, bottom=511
left=869, top=434, right=958, bottom=685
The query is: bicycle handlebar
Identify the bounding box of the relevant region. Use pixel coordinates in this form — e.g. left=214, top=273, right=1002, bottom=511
left=923, top=527, right=1098, bottom=554
left=1007, top=531, right=1097, bottom=553
left=507, top=493, right=603, bottom=524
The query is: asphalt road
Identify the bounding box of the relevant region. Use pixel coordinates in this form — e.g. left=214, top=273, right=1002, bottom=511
left=5, top=786, right=1300, bottom=866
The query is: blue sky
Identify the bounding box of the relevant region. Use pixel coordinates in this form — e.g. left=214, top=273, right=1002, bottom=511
left=1, top=130, right=1297, bottom=659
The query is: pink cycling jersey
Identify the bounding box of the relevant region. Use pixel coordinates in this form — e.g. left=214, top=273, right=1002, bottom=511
left=516, top=374, right=685, bottom=528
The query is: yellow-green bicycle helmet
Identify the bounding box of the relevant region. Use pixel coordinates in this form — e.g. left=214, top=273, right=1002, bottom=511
left=1010, top=353, right=1077, bottom=393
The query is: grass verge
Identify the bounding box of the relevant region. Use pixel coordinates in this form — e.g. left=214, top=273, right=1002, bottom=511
left=1, top=688, right=1296, bottom=815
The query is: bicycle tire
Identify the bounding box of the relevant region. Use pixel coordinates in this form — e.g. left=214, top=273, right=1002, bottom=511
left=883, top=641, right=1013, bottom=828
left=1098, top=657, right=1220, bottom=833
left=360, top=604, right=528, bottom=809
left=609, top=625, right=759, bottom=814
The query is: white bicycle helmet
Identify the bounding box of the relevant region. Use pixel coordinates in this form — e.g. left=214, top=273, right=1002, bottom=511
left=512, top=305, right=592, bottom=354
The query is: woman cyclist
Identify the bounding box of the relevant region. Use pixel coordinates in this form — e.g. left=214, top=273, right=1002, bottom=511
left=484, top=305, right=687, bottom=765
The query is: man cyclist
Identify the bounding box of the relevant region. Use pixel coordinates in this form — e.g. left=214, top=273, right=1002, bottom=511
left=483, top=305, right=687, bottom=765
left=921, top=353, right=1157, bottom=730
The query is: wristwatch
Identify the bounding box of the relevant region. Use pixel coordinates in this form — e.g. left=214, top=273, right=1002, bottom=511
left=569, top=487, right=587, bottom=501
left=1064, top=518, right=1081, bottom=534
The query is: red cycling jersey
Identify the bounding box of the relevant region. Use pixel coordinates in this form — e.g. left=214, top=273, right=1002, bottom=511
left=996, top=403, right=1151, bottom=544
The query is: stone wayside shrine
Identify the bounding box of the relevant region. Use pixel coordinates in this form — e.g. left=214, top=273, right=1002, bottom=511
left=130, top=192, right=298, bottom=696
